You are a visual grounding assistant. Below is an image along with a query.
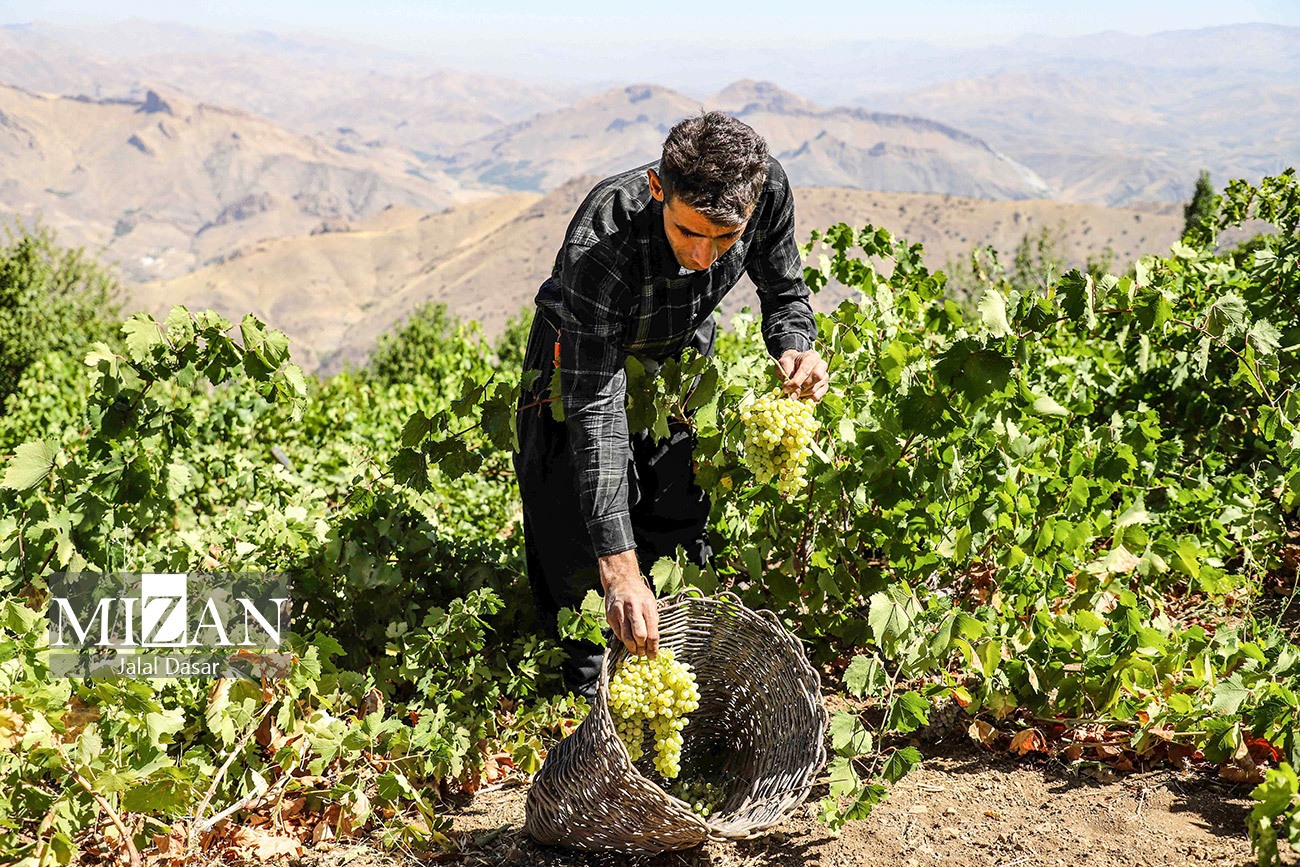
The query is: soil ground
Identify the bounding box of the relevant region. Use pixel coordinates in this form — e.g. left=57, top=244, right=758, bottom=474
left=294, top=740, right=1299, bottom=867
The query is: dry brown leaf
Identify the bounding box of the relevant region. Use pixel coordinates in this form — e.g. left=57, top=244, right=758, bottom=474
left=360, top=688, right=384, bottom=719
left=1219, top=757, right=1265, bottom=784
left=1009, top=728, right=1047, bottom=755
left=231, top=826, right=303, bottom=861
left=0, top=708, right=25, bottom=749
left=148, top=831, right=187, bottom=863
left=62, top=695, right=100, bottom=740
left=1167, top=742, right=1197, bottom=767
left=230, top=648, right=293, bottom=680
left=1073, top=724, right=1109, bottom=743
left=1091, top=744, right=1135, bottom=771
left=968, top=719, right=998, bottom=747
left=312, top=819, right=334, bottom=844
left=1220, top=738, right=1264, bottom=784
left=347, top=790, right=371, bottom=825
left=254, top=713, right=275, bottom=749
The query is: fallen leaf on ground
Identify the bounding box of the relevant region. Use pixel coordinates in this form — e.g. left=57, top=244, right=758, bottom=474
left=1009, top=728, right=1047, bottom=755
left=230, top=827, right=303, bottom=860
left=968, top=719, right=998, bottom=747
left=148, top=832, right=187, bottom=864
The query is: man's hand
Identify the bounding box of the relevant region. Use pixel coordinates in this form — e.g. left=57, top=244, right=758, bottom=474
left=778, top=349, right=830, bottom=401
left=599, top=550, right=658, bottom=657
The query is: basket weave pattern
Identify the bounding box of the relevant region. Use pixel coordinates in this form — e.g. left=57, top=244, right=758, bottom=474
left=525, top=591, right=828, bottom=854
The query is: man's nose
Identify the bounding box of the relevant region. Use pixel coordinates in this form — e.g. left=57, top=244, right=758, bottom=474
left=691, top=239, right=718, bottom=267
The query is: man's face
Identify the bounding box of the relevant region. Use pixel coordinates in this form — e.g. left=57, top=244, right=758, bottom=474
left=648, top=169, right=748, bottom=272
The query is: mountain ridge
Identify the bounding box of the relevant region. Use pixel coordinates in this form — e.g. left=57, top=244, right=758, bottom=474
left=129, top=183, right=1184, bottom=373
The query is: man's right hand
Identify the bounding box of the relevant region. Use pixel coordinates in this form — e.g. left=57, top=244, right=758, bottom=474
left=599, top=550, right=659, bottom=657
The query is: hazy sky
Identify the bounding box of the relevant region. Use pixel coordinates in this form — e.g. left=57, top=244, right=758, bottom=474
left=3, top=0, right=1299, bottom=47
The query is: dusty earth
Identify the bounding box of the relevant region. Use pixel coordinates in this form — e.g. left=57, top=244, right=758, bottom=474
left=291, top=741, right=1299, bottom=867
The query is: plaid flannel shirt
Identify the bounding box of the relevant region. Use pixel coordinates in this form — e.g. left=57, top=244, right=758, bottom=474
left=533, top=155, right=816, bottom=558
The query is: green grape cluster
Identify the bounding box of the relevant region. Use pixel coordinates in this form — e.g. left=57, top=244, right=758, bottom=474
left=607, top=649, right=701, bottom=779
left=669, top=777, right=726, bottom=818
left=740, top=387, right=820, bottom=499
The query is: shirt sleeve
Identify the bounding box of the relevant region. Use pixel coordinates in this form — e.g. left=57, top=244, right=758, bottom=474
left=556, top=240, right=637, bottom=558
left=745, top=162, right=817, bottom=358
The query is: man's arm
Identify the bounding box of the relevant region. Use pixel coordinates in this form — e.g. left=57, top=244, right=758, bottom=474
left=745, top=161, right=829, bottom=400
left=557, top=241, right=659, bottom=656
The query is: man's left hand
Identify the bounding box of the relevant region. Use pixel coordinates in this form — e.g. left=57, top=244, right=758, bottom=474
left=778, top=349, right=829, bottom=401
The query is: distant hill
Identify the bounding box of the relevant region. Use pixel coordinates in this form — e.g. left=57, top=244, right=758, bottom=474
left=2, top=20, right=1296, bottom=206
left=129, top=181, right=1182, bottom=373
left=438, top=80, right=1051, bottom=200
left=0, top=68, right=1061, bottom=292
left=0, top=16, right=1290, bottom=344
left=0, top=20, right=583, bottom=152
left=0, top=81, right=477, bottom=283
left=869, top=25, right=1300, bottom=205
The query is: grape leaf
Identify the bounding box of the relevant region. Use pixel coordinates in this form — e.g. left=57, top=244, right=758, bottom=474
left=2, top=440, right=57, bottom=491
left=881, top=746, right=923, bottom=783
left=844, top=654, right=888, bottom=699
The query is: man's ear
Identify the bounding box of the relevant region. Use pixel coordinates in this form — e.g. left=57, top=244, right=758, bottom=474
left=647, top=168, right=664, bottom=202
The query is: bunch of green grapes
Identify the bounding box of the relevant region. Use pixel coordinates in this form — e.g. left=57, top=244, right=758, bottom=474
left=607, top=648, right=700, bottom=779
left=669, top=778, right=726, bottom=818
left=740, top=387, right=820, bottom=499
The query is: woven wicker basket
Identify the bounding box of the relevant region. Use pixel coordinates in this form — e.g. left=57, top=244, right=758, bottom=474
left=524, top=590, right=828, bottom=854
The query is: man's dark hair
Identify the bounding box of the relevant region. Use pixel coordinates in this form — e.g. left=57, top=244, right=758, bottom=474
left=659, top=111, right=769, bottom=226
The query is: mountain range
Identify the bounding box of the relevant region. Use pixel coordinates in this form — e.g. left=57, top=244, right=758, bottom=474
left=3, top=19, right=1296, bottom=207
left=130, top=181, right=1182, bottom=373
left=436, top=79, right=1049, bottom=200
left=0, top=17, right=1291, bottom=370
left=0, top=81, right=476, bottom=282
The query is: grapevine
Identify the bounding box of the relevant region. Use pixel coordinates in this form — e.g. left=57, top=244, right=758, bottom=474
left=3, top=172, right=1300, bottom=864
left=607, top=649, right=701, bottom=779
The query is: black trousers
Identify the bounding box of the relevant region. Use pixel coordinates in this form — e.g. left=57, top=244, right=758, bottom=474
left=512, top=306, right=714, bottom=697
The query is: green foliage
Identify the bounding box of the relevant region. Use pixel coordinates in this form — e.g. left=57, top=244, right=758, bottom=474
left=614, top=171, right=1300, bottom=842
left=947, top=225, right=1119, bottom=311
left=1184, top=169, right=1218, bottom=245
left=1009, top=225, right=1068, bottom=294
left=0, top=300, right=575, bottom=863
left=494, top=303, right=535, bottom=371
left=1250, top=763, right=1300, bottom=866
left=3, top=169, right=1300, bottom=862
left=0, top=219, right=120, bottom=412
left=366, top=301, right=489, bottom=386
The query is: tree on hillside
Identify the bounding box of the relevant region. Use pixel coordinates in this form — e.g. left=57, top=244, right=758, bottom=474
left=1009, top=225, right=1068, bottom=294
left=366, top=300, right=494, bottom=386
left=1182, top=170, right=1216, bottom=244
left=493, top=304, right=535, bottom=371
left=0, top=218, right=120, bottom=410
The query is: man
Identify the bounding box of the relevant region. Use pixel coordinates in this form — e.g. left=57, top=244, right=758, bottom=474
left=512, top=111, right=830, bottom=698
